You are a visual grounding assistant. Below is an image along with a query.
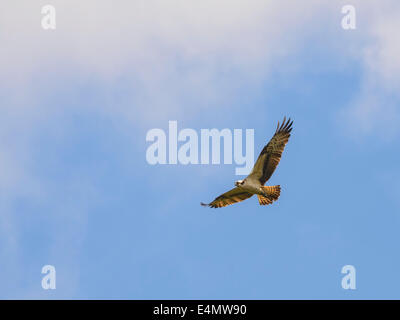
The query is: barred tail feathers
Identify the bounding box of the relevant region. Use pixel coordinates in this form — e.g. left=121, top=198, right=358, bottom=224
left=257, top=185, right=281, bottom=206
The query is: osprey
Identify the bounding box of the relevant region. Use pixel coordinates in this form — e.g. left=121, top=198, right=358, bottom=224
left=201, top=117, right=293, bottom=208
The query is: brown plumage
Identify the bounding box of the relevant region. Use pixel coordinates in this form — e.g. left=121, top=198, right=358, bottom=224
left=201, top=189, right=253, bottom=208
left=250, top=117, right=293, bottom=185
left=201, top=117, right=292, bottom=208
left=257, top=186, right=281, bottom=205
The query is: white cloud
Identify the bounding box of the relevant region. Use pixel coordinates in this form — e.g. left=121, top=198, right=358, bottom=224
left=1, top=1, right=399, bottom=130
left=363, top=4, right=400, bottom=88
left=0, top=0, right=334, bottom=119
left=341, top=1, right=400, bottom=138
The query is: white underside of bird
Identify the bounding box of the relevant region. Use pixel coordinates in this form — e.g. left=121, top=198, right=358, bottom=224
left=234, top=178, right=265, bottom=196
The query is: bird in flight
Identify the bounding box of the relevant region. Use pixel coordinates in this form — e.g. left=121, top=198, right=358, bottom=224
left=201, top=117, right=293, bottom=208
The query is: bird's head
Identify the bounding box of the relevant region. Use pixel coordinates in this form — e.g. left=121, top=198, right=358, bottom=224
left=235, top=179, right=245, bottom=187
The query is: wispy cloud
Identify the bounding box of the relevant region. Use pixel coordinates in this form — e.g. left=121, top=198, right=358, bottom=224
left=340, top=1, right=400, bottom=138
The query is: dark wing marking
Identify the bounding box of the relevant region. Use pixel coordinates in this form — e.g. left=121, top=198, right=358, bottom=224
left=201, top=187, right=253, bottom=208
left=248, top=117, right=293, bottom=185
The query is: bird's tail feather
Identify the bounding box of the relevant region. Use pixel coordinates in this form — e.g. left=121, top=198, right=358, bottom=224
left=258, top=185, right=281, bottom=206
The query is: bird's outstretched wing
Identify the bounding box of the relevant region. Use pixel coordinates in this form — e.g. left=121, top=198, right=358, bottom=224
left=201, top=187, right=253, bottom=208
left=248, top=117, right=293, bottom=185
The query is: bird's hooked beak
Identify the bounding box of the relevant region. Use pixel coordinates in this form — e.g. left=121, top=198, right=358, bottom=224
left=235, top=180, right=244, bottom=187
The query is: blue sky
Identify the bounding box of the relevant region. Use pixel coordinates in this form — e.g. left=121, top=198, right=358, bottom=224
left=1, top=1, right=400, bottom=299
